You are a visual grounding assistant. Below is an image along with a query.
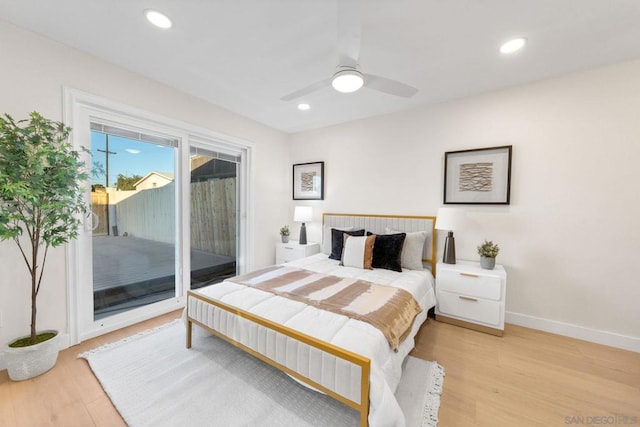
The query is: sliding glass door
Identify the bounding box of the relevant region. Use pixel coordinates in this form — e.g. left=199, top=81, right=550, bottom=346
left=66, top=89, right=250, bottom=344
left=90, top=126, right=177, bottom=320
left=189, top=146, right=239, bottom=289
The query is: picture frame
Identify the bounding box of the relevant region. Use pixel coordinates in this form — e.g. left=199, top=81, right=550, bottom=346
left=444, top=145, right=512, bottom=204
left=293, top=161, right=324, bottom=200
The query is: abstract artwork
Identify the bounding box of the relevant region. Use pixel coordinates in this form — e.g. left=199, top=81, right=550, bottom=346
left=300, top=171, right=316, bottom=192
left=293, top=161, right=324, bottom=200
left=444, top=146, right=512, bottom=204
left=459, top=162, right=493, bottom=192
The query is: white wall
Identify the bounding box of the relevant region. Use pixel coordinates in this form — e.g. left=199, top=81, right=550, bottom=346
left=290, top=59, right=640, bottom=351
left=2, top=18, right=638, bottom=357
left=0, top=21, right=290, bottom=353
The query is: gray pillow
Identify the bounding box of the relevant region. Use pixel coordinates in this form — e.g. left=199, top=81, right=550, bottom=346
left=384, top=228, right=428, bottom=270
left=322, top=225, right=354, bottom=254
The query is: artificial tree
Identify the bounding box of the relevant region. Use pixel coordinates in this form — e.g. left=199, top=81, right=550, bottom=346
left=0, top=112, right=87, bottom=346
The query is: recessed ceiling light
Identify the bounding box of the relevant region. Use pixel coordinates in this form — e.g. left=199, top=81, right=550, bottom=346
left=332, top=68, right=364, bottom=93
left=145, top=9, right=172, bottom=29
left=500, top=38, right=526, bottom=54
left=297, top=103, right=310, bottom=111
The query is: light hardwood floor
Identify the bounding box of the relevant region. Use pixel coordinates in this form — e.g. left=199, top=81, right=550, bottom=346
left=413, top=319, right=640, bottom=426
left=1, top=311, right=639, bottom=427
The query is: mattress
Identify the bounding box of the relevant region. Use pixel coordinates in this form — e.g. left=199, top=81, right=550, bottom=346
left=190, top=253, right=436, bottom=426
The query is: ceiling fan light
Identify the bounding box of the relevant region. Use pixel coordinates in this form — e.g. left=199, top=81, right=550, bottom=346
left=332, top=69, right=364, bottom=93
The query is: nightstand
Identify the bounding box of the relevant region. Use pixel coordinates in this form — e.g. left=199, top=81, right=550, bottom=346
left=435, top=260, right=507, bottom=336
left=275, top=240, right=320, bottom=264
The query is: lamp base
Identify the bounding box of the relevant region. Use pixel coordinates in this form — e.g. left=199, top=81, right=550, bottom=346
left=443, top=231, right=456, bottom=264
left=299, top=223, right=307, bottom=245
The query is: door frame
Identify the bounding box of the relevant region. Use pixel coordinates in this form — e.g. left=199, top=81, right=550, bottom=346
left=63, top=88, right=253, bottom=344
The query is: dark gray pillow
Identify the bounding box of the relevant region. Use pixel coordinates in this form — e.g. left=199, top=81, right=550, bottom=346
left=329, top=228, right=365, bottom=260
left=367, top=232, right=406, bottom=272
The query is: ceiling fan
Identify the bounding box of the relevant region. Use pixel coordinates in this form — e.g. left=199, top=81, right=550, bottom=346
left=281, top=0, right=418, bottom=101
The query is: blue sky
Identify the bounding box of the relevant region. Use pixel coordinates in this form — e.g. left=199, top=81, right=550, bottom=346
left=91, top=132, right=175, bottom=187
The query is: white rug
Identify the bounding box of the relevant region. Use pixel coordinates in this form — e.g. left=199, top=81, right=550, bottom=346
left=80, top=321, right=444, bottom=427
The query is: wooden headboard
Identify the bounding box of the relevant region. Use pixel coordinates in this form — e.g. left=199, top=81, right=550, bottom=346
left=322, top=213, right=437, bottom=274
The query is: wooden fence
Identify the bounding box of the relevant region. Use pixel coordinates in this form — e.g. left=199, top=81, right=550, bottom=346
left=190, top=178, right=236, bottom=257
left=113, top=178, right=236, bottom=256
left=91, top=192, right=109, bottom=236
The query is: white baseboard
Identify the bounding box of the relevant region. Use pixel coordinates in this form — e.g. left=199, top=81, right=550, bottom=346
left=506, top=311, right=640, bottom=353
left=59, top=332, right=71, bottom=352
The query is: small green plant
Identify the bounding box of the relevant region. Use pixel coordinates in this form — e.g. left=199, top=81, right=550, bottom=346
left=280, top=225, right=290, bottom=236
left=477, top=240, right=500, bottom=258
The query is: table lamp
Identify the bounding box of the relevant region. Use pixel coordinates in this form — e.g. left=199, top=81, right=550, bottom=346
left=294, top=206, right=313, bottom=245
left=435, top=207, right=463, bottom=264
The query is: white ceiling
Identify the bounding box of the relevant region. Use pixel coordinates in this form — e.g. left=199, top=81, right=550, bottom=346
left=2, top=0, right=640, bottom=133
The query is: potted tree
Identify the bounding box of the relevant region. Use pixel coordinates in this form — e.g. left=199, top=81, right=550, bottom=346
left=477, top=240, right=500, bottom=270
left=280, top=225, right=290, bottom=243
left=0, top=112, right=88, bottom=381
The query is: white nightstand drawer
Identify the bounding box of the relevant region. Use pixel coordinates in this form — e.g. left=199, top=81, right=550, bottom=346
left=437, top=290, right=502, bottom=327
left=278, top=244, right=305, bottom=262
left=275, top=241, right=320, bottom=264
left=437, top=267, right=502, bottom=300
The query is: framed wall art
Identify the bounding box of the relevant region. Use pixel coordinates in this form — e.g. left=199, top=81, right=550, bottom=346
left=443, top=145, right=512, bottom=204
left=293, top=161, right=324, bottom=200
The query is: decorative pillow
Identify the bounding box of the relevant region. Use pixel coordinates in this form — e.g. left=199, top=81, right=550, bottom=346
left=385, top=228, right=428, bottom=270
left=322, top=225, right=354, bottom=254
left=329, top=228, right=365, bottom=260
left=366, top=232, right=406, bottom=272
left=340, top=234, right=376, bottom=269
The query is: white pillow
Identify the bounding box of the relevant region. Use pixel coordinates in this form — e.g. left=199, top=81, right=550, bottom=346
left=322, top=225, right=354, bottom=254
left=340, top=235, right=375, bottom=269
left=385, top=227, right=428, bottom=270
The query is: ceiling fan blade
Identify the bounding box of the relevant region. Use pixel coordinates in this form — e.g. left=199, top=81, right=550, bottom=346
left=337, top=0, right=363, bottom=68
left=364, top=73, right=419, bottom=98
left=280, top=78, right=331, bottom=101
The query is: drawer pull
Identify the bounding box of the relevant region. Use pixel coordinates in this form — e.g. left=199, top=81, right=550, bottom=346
left=460, top=272, right=479, bottom=278
left=459, top=295, right=478, bottom=302
left=284, top=247, right=294, bottom=250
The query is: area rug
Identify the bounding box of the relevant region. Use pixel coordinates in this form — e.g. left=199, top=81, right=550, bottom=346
left=80, top=320, right=444, bottom=427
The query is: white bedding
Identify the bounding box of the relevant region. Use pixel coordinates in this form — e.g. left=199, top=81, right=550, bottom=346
left=192, top=253, right=436, bottom=426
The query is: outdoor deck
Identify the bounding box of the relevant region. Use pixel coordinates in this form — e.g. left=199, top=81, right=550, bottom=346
left=93, top=235, right=236, bottom=318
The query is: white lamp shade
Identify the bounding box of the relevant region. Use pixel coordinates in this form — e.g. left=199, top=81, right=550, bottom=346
left=435, top=207, right=465, bottom=231
left=294, top=206, right=313, bottom=222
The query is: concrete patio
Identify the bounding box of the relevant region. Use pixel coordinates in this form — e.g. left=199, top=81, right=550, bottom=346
left=92, top=235, right=236, bottom=318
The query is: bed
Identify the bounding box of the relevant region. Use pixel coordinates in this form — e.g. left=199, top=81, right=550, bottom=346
left=186, top=213, right=437, bottom=426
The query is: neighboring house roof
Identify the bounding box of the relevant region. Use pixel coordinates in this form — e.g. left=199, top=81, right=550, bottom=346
left=134, top=171, right=174, bottom=189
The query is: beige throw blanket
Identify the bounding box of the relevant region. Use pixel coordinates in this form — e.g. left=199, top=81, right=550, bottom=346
left=228, top=266, right=422, bottom=351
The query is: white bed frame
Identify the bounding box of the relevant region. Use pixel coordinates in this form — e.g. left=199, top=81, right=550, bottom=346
left=186, top=213, right=437, bottom=426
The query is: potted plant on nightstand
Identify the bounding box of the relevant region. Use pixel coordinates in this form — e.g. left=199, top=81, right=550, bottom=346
left=280, top=225, right=290, bottom=243
left=0, top=112, right=88, bottom=381
left=477, top=240, right=499, bottom=270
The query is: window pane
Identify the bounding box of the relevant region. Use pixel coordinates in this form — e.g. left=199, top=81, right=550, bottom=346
left=190, top=151, right=237, bottom=289
left=91, top=131, right=177, bottom=319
